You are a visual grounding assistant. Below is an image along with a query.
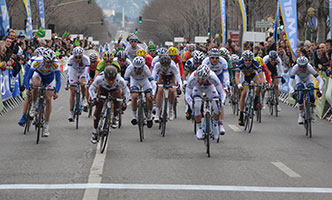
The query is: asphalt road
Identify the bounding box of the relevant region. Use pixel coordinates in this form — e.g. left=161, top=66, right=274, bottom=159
left=0, top=85, right=332, bottom=200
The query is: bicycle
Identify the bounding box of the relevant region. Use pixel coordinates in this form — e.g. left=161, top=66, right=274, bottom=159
left=294, top=88, right=319, bottom=138
left=266, top=76, right=283, bottom=117
left=243, top=82, right=262, bottom=133
left=131, top=88, right=149, bottom=142
left=158, top=83, right=178, bottom=137
left=23, top=98, right=33, bottom=135
left=72, top=80, right=83, bottom=129
left=194, top=93, right=220, bottom=157
left=96, top=94, right=123, bottom=153
left=31, top=85, right=54, bottom=144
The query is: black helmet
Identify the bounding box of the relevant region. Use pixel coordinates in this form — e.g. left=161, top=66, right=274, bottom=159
left=269, top=50, right=278, bottom=59
left=104, top=65, right=118, bottom=79
left=159, top=55, right=171, bottom=66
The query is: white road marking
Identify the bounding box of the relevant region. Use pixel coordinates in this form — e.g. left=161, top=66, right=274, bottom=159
left=0, top=183, right=332, bottom=193
left=228, top=124, right=242, bottom=132
left=271, top=162, right=301, bottom=178
left=82, top=144, right=107, bottom=200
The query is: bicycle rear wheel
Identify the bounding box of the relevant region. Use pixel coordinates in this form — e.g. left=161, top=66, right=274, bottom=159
left=204, top=112, right=211, bottom=157
left=100, top=108, right=111, bottom=153
left=248, top=105, right=254, bottom=133
left=138, top=102, right=144, bottom=142
left=24, top=102, right=31, bottom=135
left=256, top=98, right=261, bottom=123
left=75, top=93, right=80, bottom=129
left=275, top=96, right=279, bottom=117
left=161, top=98, right=168, bottom=137
left=36, top=102, right=44, bottom=144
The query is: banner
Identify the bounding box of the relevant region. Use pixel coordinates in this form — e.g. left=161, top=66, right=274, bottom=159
left=326, top=77, right=332, bottom=107
left=0, top=0, right=10, bottom=35
left=23, top=0, right=33, bottom=39
left=37, top=0, right=45, bottom=29
left=220, top=0, right=226, bottom=46
left=1, top=70, right=12, bottom=101
left=0, top=79, right=2, bottom=112
left=279, top=0, right=298, bottom=57
left=279, top=70, right=290, bottom=93
left=273, top=0, right=280, bottom=42
left=238, top=0, right=247, bottom=33
left=329, top=0, right=332, bottom=39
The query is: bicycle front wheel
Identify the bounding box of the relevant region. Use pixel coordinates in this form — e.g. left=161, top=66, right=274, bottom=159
left=36, top=102, right=44, bottom=144
left=138, top=102, right=144, bottom=142
left=204, top=112, right=211, bottom=157
left=161, top=98, right=168, bottom=137
left=100, top=108, right=111, bottom=153
left=75, top=94, right=81, bottom=129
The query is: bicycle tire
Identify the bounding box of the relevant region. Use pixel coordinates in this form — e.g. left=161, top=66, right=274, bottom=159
left=244, top=99, right=250, bottom=131
left=174, top=99, right=177, bottom=119
left=248, top=103, right=254, bottom=133
left=275, top=96, right=278, bottom=117
left=75, top=93, right=80, bottom=130
left=138, top=100, right=144, bottom=142
left=161, top=97, right=168, bottom=137
left=204, top=112, right=211, bottom=157
left=100, top=107, right=111, bottom=153
left=232, top=97, right=236, bottom=115
left=24, top=102, right=31, bottom=135
left=36, top=101, right=44, bottom=144
left=118, top=110, right=122, bottom=129
left=256, top=97, right=261, bottom=123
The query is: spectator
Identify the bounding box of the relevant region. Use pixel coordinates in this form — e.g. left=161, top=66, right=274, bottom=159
left=313, top=43, right=329, bottom=72
left=0, top=41, right=7, bottom=71
left=277, top=45, right=289, bottom=72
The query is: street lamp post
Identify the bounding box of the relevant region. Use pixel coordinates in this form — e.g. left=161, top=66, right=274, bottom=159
left=208, top=0, right=211, bottom=36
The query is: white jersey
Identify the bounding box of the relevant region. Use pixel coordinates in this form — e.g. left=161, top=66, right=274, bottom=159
left=67, top=55, right=90, bottom=75
left=124, top=64, right=156, bottom=94
left=185, top=70, right=226, bottom=106
left=125, top=45, right=142, bottom=62
left=263, top=55, right=284, bottom=74
left=151, top=56, right=160, bottom=69
left=202, top=56, right=230, bottom=89
left=152, top=61, right=182, bottom=88
left=288, top=64, right=324, bottom=93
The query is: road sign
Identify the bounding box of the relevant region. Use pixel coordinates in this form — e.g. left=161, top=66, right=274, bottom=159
left=174, top=37, right=184, bottom=43
left=227, top=30, right=240, bottom=43
left=195, top=36, right=209, bottom=43
left=88, top=37, right=93, bottom=42
left=255, top=21, right=274, bottom=29
left=165, top=41, right=174, bottom=46
left=243, top=32, right=266, bottom=42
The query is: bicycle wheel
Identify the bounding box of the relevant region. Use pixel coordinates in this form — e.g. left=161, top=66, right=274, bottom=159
left=304, top=102, right=312, bottom=138
left=100, top=108, right=111, bottom=153
left=204, top=112, right=211, bottom=157
left=138, top=100, right=144, bottom=142
left=256, top=97, right=261, bottom=123
left=248, top=103, right=254, bottom=133
left=36, top=101, right=44, bottom=144
left=161, top=98, right=168, bottom=137
left=174, top=99, right=177, bottom=119
left=118, top=110, right=122, bottom=129
left=75, top=93, right=80, bottom=129
left=244, top=100, right=250, bottom=131
left=275, top=95, right=279, bottom=117
left=232, top=96, right=236, bottom=115
left=88, top=102, right=93, bottom=118
left=24, top=103, right=31, bottom=135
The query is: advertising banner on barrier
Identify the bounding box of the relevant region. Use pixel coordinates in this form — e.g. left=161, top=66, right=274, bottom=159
left=315, top=73, right=329, bottom=119
left=1, top=70, right=12, bottom=100
left=279, top=72, right=290, bottom=93
left=0, top=79, right=3, bottom=112
left=326, top=77, right=332, bottom=106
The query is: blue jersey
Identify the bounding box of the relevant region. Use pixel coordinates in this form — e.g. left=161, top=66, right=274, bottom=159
left=235, top=58, right=262, bottom=77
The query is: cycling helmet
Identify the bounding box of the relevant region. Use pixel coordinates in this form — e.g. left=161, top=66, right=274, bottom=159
left=242, top=50, right=254, bottom=60
left=158, top=47, right=168, bottom=56
left=98, top=46, right=104, bottom=53
left=136, top=49, right=147, bottom=57
left=133, top=56, right=145, bottom=69
left=196, top=64, right=210, bottom=80
left=89, top=53, right=98, bottom=62
left=148, top=44, right=157, bottom=51
left=168, top=47, right=178, bottom=56
left=297, top=56, right=309, bottom=67
left=73, top=47, right=84, bottom=57
left=116, top=51, right=127, bottom=59
left=208, top=48, right=220, bottom=56
left=35, top=47, right=45, bottom=57
left=230, top=54, right=239, bottom=64
left=129, top=34, right=139, bottom=41
left=43, top=48, right=56, bottom=62
left=219, top=47, right=229, bottom=57
left=159, top=55, right=171, bottom=66
left=193, top=51, right=205, bottom=63
left=254, top=57, right=264, bottom=66
left=102, top=51, right=115, bottom=61
left=188, top=44, right=195, bottom=50
left=269, top=50, right=278, bottom=59
left=115, top=46, right=125, bottom=52
left=104, top=65, right=118, bottom=79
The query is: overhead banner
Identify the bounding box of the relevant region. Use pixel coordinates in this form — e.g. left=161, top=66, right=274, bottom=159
left=0, top=0, right=10, bottom=35
left=273, top=0, right=280, bottom=42
left=220, top=0, right=226, bottom=46
left=37, top=0, right=45, bottom=29
left=279, top=0, right=298, bottom=57
left=23, top=0, right=33, bottom=39
left=329, top=0, right=332, bottom=39
left=238, top=0, right=247, bottom=33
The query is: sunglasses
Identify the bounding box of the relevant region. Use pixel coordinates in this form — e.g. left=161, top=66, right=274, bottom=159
left=299, top=64, right=307, bottom=68
left=118, top=59, right=126, bottom=62
left=75, top=56, right=82, bottom=59
left=170, top=55, right=176, bottom=58
left=134, top=67, right=143, bottom=70
left=162, top=66, right=169, bottom=69
left=210, top=56, right=219, bottom=60
left=270, top=58, right=277, bottom=62
left=130, top=40, right=138, bottom=43
left=244, top=59, right=252, bottom=62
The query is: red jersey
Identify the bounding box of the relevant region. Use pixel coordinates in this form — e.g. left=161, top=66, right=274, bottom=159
left=262, top=64, right=271, bottom=84
left=145, top=54, right=153, bottom=69
left=173, top=54, right=184, bottom=76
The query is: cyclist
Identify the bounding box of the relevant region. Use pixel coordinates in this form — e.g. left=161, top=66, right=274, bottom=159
left=18, top=47, right=45, bottom=126
left=124, top=56, right=156, bottom=128
left=89, top=66, right=130, bottom=144
left=168, top=47, right=184, bottom=76
left=202, top=48, right=229, bottom=134
left=24, top=48, right=61, bottom=136
left=95, top=51, right=121, bottom=78
left=235, top=50, right=264, bottom=126
left=254, top=56, right=271, bottom=110
left=147, top=44, right=157, bottom=58
left=229, top=54, right=239, bottom=82
left=86, top=53, right=100, bottom=102
left=114, top=51, right=132, bottom=77
left=220, top=47, right=230, bottom=61
left=185, top=64, right=226, bottom=141
left=151, top=47, right=168, bottom=69
left=152, top=55, right=182, bottom=121
left=182, top=51, right=205, bottom=120
left=289, top=56, right=324, bottom=124
left=136, top=49, right=153, bottom=70
left=125, top=35, right=142, bottom=62
left=182, top=43, right=195, bottom=66
left=67, top=47, right=90, bottom=121
left=263, top=50, right=285, bottom=111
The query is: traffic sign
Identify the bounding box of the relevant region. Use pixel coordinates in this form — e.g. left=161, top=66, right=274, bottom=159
left=255, top=21, right=273, bottom=28
left=165, top=41, right=174, bottom=46
left=195, top=36, right=209, bottom=43
left=174, top=37, right=184, bottom=43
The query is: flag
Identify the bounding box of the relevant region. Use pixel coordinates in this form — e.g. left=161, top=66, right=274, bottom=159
left=23, top=0, right=33, bottom=39
left=238, top=0, right=247, bottom=33
left=37, top=0, right=45, bottom=29
left=63, top=31, right=70, bottom=37
left=273, top=0, right=280, bottom=42
left=279, top=0, right=298, bottom=57
left=35, top=28, right=45, bottom=38
left=74, top=39, right=80, bottom=46
left=0, top=0, right=10, bottom=35
left=220, top=0, right=227, bottom=46
left=329, top=0, right=332, bottom=39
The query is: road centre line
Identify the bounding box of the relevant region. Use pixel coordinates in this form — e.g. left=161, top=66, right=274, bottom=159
left=1, top=183, right=332, bottom=193
left=271, top=162, right=301, bottom=178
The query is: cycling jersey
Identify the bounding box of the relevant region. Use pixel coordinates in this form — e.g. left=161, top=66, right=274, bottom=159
left=114, top=57, right=132, bottom=77
left=125, top=45, right=142, bottom=62
left=145, top=54, right=153, bottom=69
left=152, top=62, right=182, bottom=89
left=124, top=64, right=156, bottom=94
left=236, top=58, right=262, bottom=83
left=24, top=56, right=40, bottom=87
left=67, top=55, right=90, bottom=84
left=202, top=56, right=230, bottom=89
left=182, top=50, right=192, bottom=63
left=172, top=54, right=184, bottom=76
left=25, top=57, right=61, bottom=93
left=289, top=64, right=324, bottom=93
left=263, top=55, right=284, bottom=75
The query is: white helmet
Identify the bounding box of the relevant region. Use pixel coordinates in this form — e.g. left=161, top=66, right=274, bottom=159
left=133, top=56, right=145, bottom=69
left=196, top=64, right=210, bottom=80
left=43, top=48, right=56, bottom=62
left=219, top=47, right=229, bottom=57
left=35, top=47, right=45, bottom=57
left=73, top=47, right=84, bottom=57
left=297, top=56, right=309, bottom=67
left=230, top=54, right=239, bottom=63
